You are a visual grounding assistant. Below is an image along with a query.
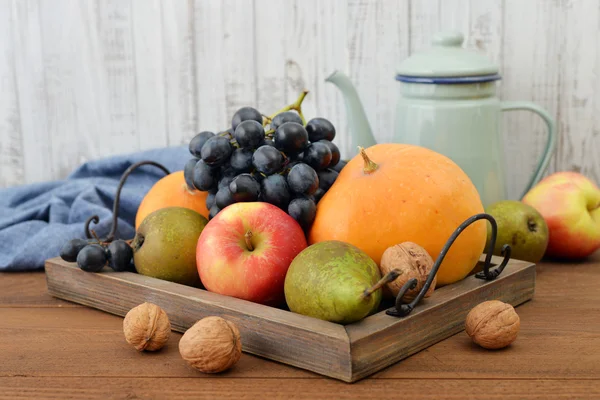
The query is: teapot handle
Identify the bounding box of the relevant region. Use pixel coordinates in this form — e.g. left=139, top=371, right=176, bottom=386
left=500, top=102, right=557, bottom=199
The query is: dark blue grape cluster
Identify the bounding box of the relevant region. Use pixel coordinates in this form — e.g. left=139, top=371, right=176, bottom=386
left=60, top=238, right=134, bottom=272
left=184, top=105, right=347, bottom=231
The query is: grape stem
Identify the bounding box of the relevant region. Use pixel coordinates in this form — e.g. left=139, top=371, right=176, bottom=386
left=84, top=160, right=171, bottom=242
left=222, top=90, right=310, bottom=134
left=265, top=90, right=309, bottom=126
left=261, top=114, right=273, bottom=125
left=89, top=230, right=103, bottom=245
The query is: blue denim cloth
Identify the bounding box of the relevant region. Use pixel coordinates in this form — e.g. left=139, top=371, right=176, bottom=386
left=0, top=145, right=189, bottom=271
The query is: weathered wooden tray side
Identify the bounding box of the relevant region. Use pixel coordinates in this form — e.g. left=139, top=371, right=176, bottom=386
left=45, top=258, right=352, bottom=381
left=346, top=258, right=536, bottom=382
left=45, top=255, right=535, bottom=383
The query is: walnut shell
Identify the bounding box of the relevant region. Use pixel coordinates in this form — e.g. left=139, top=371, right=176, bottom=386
left=123, top=302, right=171, bottom=351
left=379, top=242, right=436, bottom=301
left=465, top=300, right=520, bottom=349
left=179, top=316, right=242, bottom=374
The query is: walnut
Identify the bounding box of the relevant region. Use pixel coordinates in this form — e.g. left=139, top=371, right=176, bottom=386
left=379, top=242, right=436, bottom=301
left=465, top=300, right=520, bottom=349
left=123, top=302, right=171, bottom=351
left=179, top=316, right=242, bottom=374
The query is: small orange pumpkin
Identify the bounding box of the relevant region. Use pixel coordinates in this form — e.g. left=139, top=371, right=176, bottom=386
left=135, top=171, right=209, bottom=228
left=308, top=143, right=486, bottom=286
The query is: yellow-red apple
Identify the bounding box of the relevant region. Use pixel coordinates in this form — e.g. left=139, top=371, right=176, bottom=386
left=522, top=171, right=600, bottom=259
left=196, top=202, right=307, bottom=306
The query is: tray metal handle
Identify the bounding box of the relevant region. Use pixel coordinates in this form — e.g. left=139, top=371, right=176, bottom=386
left=386, top=213, right=511, bottom=318
left=83, top=160, right=171, bottom=242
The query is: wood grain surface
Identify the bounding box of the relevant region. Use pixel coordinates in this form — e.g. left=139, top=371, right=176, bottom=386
left=44, top=255, right=534, bottom=382
left=2, top=254, right=598, bottom=398
left=2, top=0, right=599, bottom=200
left=45, top=257, right=352, bottom=382
left=346, top=259, right=535, bottom=381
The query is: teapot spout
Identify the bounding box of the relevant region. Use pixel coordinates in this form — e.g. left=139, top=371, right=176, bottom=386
left=325, top=70, right=377, bottom=151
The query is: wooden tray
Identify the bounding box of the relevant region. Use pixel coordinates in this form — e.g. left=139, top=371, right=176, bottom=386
left=45, top=254, right=535, bottom=383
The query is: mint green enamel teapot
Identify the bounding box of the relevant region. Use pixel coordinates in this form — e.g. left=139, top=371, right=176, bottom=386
left=326, top=31, right=556, bottom=207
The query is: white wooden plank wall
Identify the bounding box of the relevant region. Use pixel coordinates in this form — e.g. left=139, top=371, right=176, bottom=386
left=0, top=0, right=599, bottom=201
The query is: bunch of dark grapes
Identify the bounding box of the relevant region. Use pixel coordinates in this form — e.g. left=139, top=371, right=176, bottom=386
left=60, top=238, right=134, bottom=273
left=183, top=97, right=346, bottom=232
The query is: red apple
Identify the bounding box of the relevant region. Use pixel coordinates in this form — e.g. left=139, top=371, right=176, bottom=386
left=522, top=171, right=600, bottom=259
left=196, top=202, right=307, bottom=306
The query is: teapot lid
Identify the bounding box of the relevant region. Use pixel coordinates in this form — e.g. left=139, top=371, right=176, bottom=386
left=396, top=31, right=500, bottom=83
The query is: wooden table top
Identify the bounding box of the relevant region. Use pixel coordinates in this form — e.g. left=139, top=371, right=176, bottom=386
left=1, top=255, right=599, bottom=400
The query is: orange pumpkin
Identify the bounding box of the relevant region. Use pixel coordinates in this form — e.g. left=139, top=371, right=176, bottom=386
left=308, top=144, right=486, bottom=286
left=135, top=171, right=209, bottom=228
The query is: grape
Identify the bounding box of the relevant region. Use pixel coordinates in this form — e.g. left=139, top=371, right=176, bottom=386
left=201, top=136, right=233, bottom=166
left=192, top=160, right=216, bottom=191
left=107, top=240, right=133, bottom=272
left=319, top=140, right=340, bottom=168
left=209, top=204, right=220, bottom=220
left=232, top=106, right=263, bottom=131
left=218, top=174, right=236, bottom=190
left=287, top=163, right=319, bottom=195
left=251, top=171, right=267, bottom=182
left=318, top=168, right=339, bottom=191
left=285, top=160, right=302, bottom=174
left=217, top=128, right=234, bottom=138
left=234, top=120, right=265, bottom=149
left=274, top=122, right=309, bottom=154
left=306, top=118, right=335, bottom=142
left=288, top=197, right=317, bottom=230
left=215, top=186, right=235, bottom=209
left=205, top=192, right=216, bottom=209
left=60, top=238, right=89, bottom=262
left=217, top=168, right=236, bottom=190
left=260, top=174, right=291, bottom=210
left=230, top=148, right=253, bottom=172
left=262, top=138, right=276, bottom=147
left=252, top=145, right=284, bottom=175
left=77, top=244, right=107, bottom=272
left=183, top=158, right=198, bottom=190
left=332, top=159, right=347, bottom=173
left=303, top=142, right=332, bottom=171
left=288, top=151, right=304, bottom=163
left=271, top=111, right=302, bottom=131
left=313, top=188, right=326, bottom=202
left=220, top=166, right=237, bottom=178
left=229, top=174, right=260, bottom=202
left=189, top=131, right=215, bottom=157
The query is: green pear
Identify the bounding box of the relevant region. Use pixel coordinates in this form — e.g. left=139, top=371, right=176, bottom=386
left=485, top=200, right=549, bottom=263
left=131, top=207, right=207, bottom=287
left=284, top=240, right=384, bottom=324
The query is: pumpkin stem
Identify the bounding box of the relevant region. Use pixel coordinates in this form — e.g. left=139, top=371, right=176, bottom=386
left=358, top=146, right=378, bottom=174
left=361, top=270, right=401, bottom=300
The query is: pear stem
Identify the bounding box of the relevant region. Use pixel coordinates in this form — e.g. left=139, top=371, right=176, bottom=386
left=244, top=230, right=254, bottom=251
left=359, top=146, right=378, bottom=174
left=130, top=233, right=144, bottom=253
left=361, top=270, right=401, bottom=300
